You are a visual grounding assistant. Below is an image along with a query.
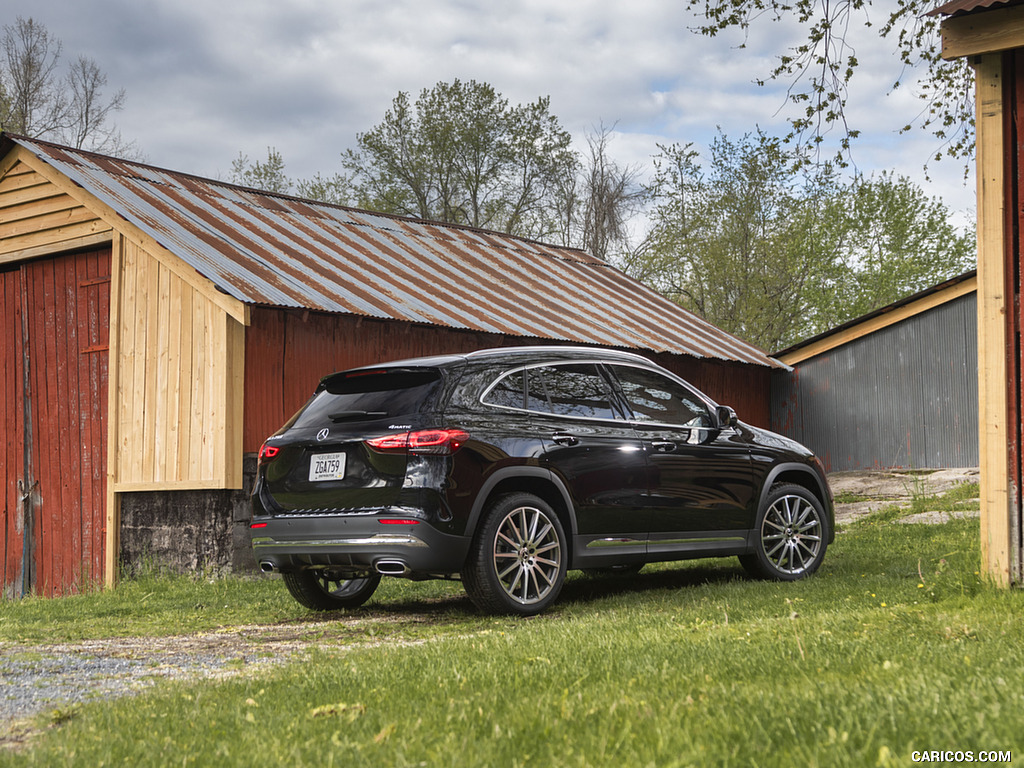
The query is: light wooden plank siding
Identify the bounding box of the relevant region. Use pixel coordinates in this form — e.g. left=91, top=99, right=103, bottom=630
left=973, top=54, right=1014, bottom=587
left=113, top=239, right=244, bottom=491
left=0, top=156, right=112, bottom=262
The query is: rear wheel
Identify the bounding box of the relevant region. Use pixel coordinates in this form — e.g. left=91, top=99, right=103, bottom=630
left=740, top=483, right=827, bottom=581
left=463, top=493, right=567, bottom=616
left=283, top=570, right=381, bottom=610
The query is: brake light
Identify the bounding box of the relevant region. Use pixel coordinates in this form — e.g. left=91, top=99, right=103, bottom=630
left=365, top=429, right=469, bottom=454
left=258, top=442, right=280, bottom=464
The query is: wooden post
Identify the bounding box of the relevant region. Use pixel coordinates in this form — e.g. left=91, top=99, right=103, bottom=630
left=974, top=54, right=1016, bottom=586
left=105, top=234, right=124, bottom=588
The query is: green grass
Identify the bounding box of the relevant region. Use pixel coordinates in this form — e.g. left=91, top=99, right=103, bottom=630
left=1, top=486, right=1021, bottom=766
left=850, top=481, right=980, bottom=525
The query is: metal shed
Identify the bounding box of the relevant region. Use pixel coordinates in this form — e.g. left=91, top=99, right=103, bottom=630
left=771, top=272, right=978, bottom=472
left=0, top=134, right=779, bottom=597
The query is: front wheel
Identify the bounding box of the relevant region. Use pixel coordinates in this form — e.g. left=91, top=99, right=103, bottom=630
left=283, top=570, right=381, bottom=611
left=739, top=483, right=827, bottom=581
left=463, top=493, right=567, bottom=616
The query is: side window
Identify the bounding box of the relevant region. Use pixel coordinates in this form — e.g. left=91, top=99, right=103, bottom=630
left=482, top=370, right=525, bottom=409
left=530, top=364, right=617, bottom=420
left=525, top=368, right=551, bottom=412
left=610, top=365, right=712, bottom=428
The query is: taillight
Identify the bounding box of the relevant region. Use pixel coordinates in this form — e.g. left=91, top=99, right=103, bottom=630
left=365, top=429, right=469, bottom=455
left=258, top=442, right=280, bottom=464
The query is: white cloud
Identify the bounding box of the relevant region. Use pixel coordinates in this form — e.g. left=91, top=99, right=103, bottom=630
left=2, top=0, right=975, bottom=219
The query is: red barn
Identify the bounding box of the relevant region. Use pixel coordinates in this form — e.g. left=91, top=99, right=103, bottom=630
left=0, top=134, right=778, bottom=597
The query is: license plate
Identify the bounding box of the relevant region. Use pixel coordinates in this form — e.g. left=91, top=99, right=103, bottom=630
left=309, top=452, right=346, bottom=481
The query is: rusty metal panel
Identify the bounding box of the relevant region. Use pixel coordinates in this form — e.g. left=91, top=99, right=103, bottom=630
left=771, top=293, right=979, bottom=471
left=243, top=307, right=776, bottom=452
left=7, top=136, right=776, bottom=369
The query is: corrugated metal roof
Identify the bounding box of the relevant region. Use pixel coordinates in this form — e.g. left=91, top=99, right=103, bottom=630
left=927, top=0, right=1022, bottom=16
left=5, top=133, right=776, bottom=367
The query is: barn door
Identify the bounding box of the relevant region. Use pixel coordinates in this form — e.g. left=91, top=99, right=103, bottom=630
left=1, top=249, right=110, bottom=598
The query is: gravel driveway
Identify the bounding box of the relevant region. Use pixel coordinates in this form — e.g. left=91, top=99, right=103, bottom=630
left=0, top=620, right=381, bottom=747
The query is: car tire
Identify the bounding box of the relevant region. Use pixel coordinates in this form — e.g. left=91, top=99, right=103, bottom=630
left=463, top=493, right=567, bottom=616
left=739, top=483, right=827, bottom=581
left=283, top=570, right=382, bottom=610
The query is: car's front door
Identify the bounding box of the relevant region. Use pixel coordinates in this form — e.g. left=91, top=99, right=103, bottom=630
left=606, top=364, right=755, bottom=556
left=522, top=363, right=648, bottom=561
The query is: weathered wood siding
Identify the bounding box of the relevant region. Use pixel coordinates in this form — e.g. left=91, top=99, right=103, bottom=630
left=1, top=250, right=110, bottom=597
left=243, top=307, right=772, bottom=452
left=113, top=239, right=244, bottom=490
left=1, top=264, right=26, bottom=597
left=0, top=153, right=111, bottom=263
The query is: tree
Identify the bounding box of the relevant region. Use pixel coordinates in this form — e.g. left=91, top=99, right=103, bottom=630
left=626, top=130, right=974, bottom=350
left=341, top=79, right=579, bottom=241
left=576, top=125, right=647, bottom=262
left=231, top=83, right=645, bottom=260
left=229, top=147, right=293, bottom=194
left=0, top=16, right=130, bottom=154
left=834, top=172, right=976, bottom=321
left=685, top=0, right=975, bottom=163
left=228, top=147, right=355, bottom=205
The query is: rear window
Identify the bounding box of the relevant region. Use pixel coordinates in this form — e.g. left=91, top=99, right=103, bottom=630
left=288, top=369, right=442, bottom=429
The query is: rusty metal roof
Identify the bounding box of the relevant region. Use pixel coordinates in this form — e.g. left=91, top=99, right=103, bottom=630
left=7, top=134, right=776, bottom=367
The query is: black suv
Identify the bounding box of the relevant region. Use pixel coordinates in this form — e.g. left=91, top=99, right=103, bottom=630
left=250, top=346, right=833, bottom=616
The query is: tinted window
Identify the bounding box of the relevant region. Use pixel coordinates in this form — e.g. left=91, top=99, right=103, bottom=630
left=482, top=370, right=525, bottom=409
left=525, top=367, right=551, bottom=412
left=290, top=369, right=441, bottom=428
left=610, top=365, right=711, bottom=427
left=530, top=364, right=616, bottom=420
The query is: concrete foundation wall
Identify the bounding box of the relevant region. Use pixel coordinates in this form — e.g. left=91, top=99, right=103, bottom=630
left=119, top=456, right=258, bottom=576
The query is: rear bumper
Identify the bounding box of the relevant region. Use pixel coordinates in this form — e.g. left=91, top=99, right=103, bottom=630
left=249, top=512, right=471, bottom=576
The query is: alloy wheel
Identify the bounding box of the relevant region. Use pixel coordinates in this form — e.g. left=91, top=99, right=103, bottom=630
left=491, top=505, right=563, bottom=605
left=759, top=493, right=823, bottom=576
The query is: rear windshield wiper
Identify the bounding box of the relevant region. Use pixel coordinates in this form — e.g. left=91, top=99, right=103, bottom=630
left=328, top=410, right=388, bottom=422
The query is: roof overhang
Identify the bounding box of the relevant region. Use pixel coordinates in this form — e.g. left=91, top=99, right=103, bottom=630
left=933, top=0, right=1024, bottom=59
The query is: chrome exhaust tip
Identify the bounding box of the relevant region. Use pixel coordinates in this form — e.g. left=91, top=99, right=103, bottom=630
left=259, top=561, right=279, bottom=574
left=375, top=560, right=410, bottom=576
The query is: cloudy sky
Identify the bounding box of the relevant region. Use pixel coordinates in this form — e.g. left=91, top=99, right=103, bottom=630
left=4, top=0, right=976, bottom=226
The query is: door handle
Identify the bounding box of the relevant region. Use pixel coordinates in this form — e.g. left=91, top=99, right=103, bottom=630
left=651, top=441, right=677, bottom=453
left=552, top=433, right=579, bottom=446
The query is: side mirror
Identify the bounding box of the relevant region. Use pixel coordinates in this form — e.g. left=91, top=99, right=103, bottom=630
left=716, top=405, right=738, bottom=428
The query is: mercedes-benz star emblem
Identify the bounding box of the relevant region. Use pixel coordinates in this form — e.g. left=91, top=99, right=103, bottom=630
left=316, top=428, right=329, bottom=441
